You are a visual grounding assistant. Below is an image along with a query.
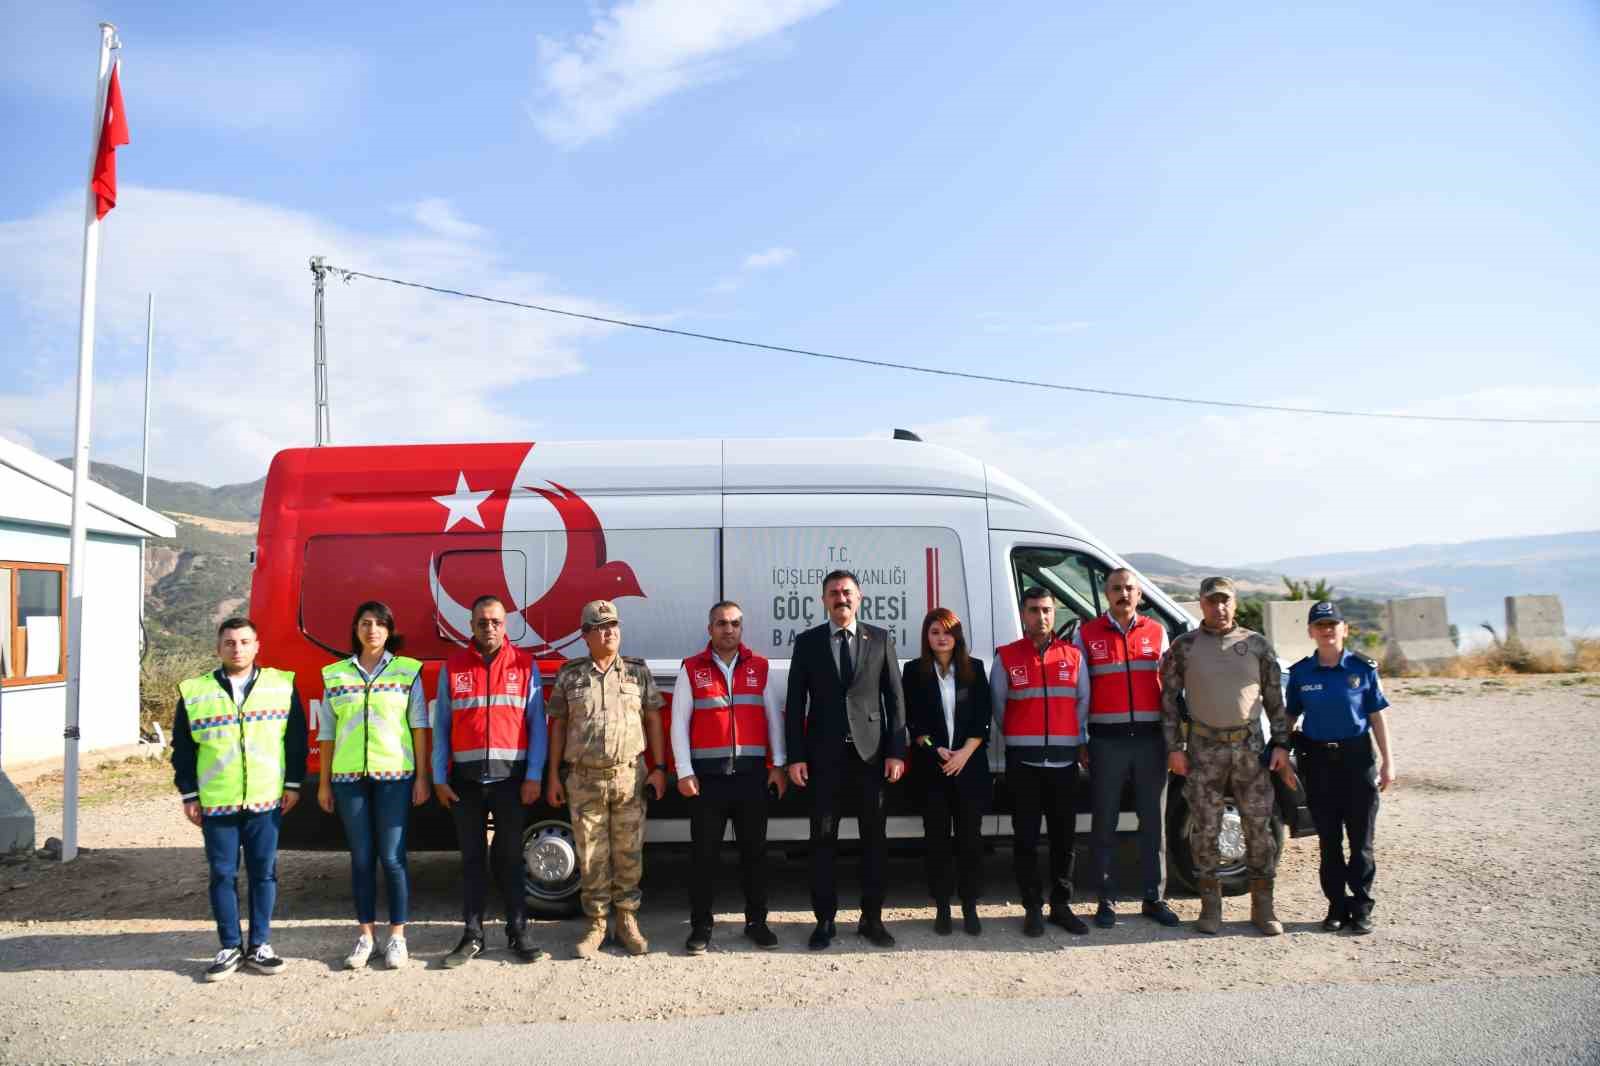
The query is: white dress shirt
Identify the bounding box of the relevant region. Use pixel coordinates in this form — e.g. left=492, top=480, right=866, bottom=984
left=670, top=651, right=787, bottom=775
left=936, top=662, right=957, bottom=744
left=831, top=619, right=860, bottom=680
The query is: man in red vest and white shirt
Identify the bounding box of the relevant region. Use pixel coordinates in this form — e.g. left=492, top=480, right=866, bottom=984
left=671, top=600, right=787, bottom=955
left=991, top=586, right=1091, bottom=937
left=1074, top=568, right=1181, bottom=928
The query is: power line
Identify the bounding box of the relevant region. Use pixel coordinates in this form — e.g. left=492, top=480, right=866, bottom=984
left=322, top=265, right=1598, bottom=426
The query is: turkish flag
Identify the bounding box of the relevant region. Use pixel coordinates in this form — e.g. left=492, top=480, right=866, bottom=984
left=91, top=62, right=128, bottom=220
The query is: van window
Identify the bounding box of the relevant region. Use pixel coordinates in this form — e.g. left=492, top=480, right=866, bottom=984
left=300, top=529, right=717, bottom=664
left=1009, top=547, right=1177, bottom=640
left=725, top=527, right=967, bottom=656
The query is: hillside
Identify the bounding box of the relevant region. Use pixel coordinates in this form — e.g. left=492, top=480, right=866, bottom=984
left=60, top=459, right=263, bottom=649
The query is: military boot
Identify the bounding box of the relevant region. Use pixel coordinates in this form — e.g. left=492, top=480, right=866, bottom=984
left=1196, top=878, right=1222, bottom=935
left=574, top=916, right=607, bottom=959
left=1249, top=878, right=1283, bottom=936
left=615, top=910, right=649, bottom=956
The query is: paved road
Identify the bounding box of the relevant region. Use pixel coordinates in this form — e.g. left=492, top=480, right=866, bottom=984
left=171, top=975, right=1599, bottom=1066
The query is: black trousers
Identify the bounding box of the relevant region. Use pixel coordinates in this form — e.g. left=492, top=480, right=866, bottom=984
left=1088, top=732, right=1168, bottom=902
left=1009, top=760, right=1079, bottom=910
left=808, top=745, right=887, bottom=921
left=448, top=775, right=526, bottom=935
left=1296, top=738, right=1380, bottom=917
left=916, top=748, right=989, bottom=905
left=688, top=769, right=770, bottom=928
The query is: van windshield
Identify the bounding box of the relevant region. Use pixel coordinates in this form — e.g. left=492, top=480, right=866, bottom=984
left=1009, top=547, right=1177, bottom=641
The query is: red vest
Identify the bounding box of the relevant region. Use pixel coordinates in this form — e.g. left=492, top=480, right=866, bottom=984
left=1079, top=614, right=1165, bottom=732
left=995, top=637, right=1084, bottom=764
left=683, top=644, right=771, bottom=776
left=446, top=643, right=533, bottom=781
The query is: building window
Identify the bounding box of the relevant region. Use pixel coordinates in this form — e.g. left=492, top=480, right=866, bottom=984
left=1, top=562, right=67, bottom=687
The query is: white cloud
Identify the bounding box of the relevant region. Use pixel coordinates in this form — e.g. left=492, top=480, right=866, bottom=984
left=408, top=199, right=486, bottom=240
left=899, top=387, right=1600, bottom=565
left=743, top=246, right=794, bottom=270
left=531, top=0, right=839, bottom=146
left=0, top=189, right=615, bottom=483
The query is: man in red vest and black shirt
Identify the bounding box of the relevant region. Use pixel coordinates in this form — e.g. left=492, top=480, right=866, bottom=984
left=1075, top=568, right=1180, bottom=928
left=670, top=601, right=788, bottom=955
left=991, top=586, right=1091, bottom=937
left=431, top=595, right=547, bottom=967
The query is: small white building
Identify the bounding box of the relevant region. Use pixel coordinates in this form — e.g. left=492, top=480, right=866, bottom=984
left=0, top=437, right=176, bottom=768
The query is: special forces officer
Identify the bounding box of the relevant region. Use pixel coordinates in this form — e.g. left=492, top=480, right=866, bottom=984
left=1287, top=601, right=1396, bottom=935
left=546, top=600, right=668, bottom=958
left=1160, top=577, right=1291, bottom=936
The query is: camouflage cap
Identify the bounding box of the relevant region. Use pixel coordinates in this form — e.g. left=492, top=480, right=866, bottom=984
left=581, top=600, right=619, bottom=630
left=1199, top=576, right=1236, bottom=600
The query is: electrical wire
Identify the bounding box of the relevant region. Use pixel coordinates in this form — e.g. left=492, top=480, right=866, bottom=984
left=324, top=266, right=1598, bottom=427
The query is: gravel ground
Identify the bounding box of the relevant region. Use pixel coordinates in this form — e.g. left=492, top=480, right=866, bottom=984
left=2, top=676, right=1597, bottom=1066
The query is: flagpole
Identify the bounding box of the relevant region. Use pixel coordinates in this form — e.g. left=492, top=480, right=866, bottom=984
left=61, top=21, right=121, bottom=863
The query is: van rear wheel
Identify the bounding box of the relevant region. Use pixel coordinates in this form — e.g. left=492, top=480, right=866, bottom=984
left=1165, top=777, right=1285, bottom=897
left=523, top=816, right=583, bottom=918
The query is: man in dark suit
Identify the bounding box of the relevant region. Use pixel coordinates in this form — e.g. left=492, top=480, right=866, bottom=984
left=786, top=569, right=908, bottom=950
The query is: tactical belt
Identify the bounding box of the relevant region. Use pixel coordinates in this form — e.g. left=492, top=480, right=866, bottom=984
left=1188, top=721, right=1254, bottom=744
left=568, top=757, right=641, bottom=780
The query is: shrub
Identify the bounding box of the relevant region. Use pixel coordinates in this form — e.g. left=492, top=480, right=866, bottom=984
left=139, top=644, right=215, bottom=742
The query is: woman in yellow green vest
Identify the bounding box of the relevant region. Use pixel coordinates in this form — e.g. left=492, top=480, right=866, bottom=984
left=316, top=601, right=431, bottom=970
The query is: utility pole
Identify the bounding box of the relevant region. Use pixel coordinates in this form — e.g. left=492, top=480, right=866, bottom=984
left=309, top=256, right=332, bottom=446
left=140, top=292, right=153, bottom=622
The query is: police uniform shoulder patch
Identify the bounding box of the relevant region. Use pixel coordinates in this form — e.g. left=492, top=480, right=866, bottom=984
left=1348, top=673, right=1363, bottom=688
left=1351, top=652, right=1378, bottom=669
left=555, top=658, right=589, bottom=679
left=622, top=655, right=648, bottom=669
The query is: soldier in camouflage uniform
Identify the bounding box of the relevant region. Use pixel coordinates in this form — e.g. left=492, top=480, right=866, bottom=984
left=545, top=600, right=667, bottom=958
left=1159, top=576, right=1291, bottom=936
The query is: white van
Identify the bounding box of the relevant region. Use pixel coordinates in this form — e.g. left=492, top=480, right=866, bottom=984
left=256, top=432, right=1273, bottom=913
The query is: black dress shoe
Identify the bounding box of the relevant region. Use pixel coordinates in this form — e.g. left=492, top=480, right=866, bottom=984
left=1023, top=908, right=1045, bottom=938
left=933, top=902, right=953, bottom=936
left=743, top=921, right=778, bottom=949
left=685, top=926, right=712, bottom=955
left=1142, top=899, right=1181, bottom=927
left=1049, top=905, right=1090, bottom=935
left=858, top=917, right=895, bottom=948
left=1348, top=912, right=1373, bottom=935
left=1322, top=904, right=1345, bottom=933
left=443, top=932, right=484, bottom=969
left=1095, top=899, right=1117, bottom=928
left=808, top=919, right=835, bottom=951
left=962, top=903, right=982, bottom=936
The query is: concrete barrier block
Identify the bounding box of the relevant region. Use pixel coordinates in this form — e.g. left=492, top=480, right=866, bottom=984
left=1263, top=600, right=1314, bottom=662
left=1505, top=595, right=1572, bottom=659
left=0, top=771, right=35, bottom=853
left=1384, top=596, right=1458, bottom=669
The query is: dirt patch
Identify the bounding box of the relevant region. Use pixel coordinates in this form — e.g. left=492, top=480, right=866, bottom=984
left=16, top=755, right=172, bottom=815
left=1, top=678, right=1596, bottom=1065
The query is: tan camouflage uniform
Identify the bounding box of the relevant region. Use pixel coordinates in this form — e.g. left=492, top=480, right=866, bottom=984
left=547, top=655, right=663, bottom=917
left=1159, top=625, right=1289, bottom=879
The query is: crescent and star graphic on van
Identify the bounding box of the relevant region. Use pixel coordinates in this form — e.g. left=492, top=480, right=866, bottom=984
left=428, top=469, right=644, bottom=657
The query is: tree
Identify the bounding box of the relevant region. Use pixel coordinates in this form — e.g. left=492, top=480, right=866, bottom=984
left=1281, top=576, right=1334, bottom=601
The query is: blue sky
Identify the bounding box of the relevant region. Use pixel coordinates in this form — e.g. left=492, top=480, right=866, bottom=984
left=2, top=0, right=1598, bottom=565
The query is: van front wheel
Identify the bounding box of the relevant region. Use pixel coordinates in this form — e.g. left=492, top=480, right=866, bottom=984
left=523, top=816, right=583, bottom=918
left=1165, top=776, right=1285, bottom=898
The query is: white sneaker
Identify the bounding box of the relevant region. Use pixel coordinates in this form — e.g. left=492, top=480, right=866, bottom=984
left=344, top=934, right=374, bottom=970
left=383, top=936, right=409, bottom=969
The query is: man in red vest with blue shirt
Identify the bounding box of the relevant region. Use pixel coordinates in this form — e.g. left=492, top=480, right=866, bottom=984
left=671, top=601, right=787, bottom=955
left=992, top=586, right=1091, bottom=937
left=1075, top=568, right=1180, bottom=928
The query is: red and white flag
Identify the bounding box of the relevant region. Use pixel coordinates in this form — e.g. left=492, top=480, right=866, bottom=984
left=91, top=61, right=128, bottom=219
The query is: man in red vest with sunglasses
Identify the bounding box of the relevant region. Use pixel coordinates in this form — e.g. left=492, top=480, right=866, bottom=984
left=670, top=601, right=787, bottom=955
left=1075, top=568, right=1180, bottom=928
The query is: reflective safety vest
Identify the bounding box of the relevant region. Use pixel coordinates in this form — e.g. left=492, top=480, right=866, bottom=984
left=179, top=668, right=296, bottom=816
left=321, top=655, right=423, bottom=781
left=995, top=637, right=1083, bottom=764
left=445, top=643, right=532, bottom=782
left=1078, top=614, right=1165, bottom=733
left=682, top=644, right=770, bottom=776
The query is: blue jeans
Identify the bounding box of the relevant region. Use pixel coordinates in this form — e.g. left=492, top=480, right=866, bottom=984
left=201, top=808, right=281, bottom=949
left=333, top=778, right=412, bottom=925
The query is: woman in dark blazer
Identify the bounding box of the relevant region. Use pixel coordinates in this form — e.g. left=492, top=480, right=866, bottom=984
left=902, top=607, right=993, bottom=936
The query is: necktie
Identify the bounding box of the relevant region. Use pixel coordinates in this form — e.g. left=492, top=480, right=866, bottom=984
left=836, top=629, right=855, bottom=689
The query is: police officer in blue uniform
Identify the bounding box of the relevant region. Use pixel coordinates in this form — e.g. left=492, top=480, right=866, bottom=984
left=1286, top=601, right=1396, bottom=935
